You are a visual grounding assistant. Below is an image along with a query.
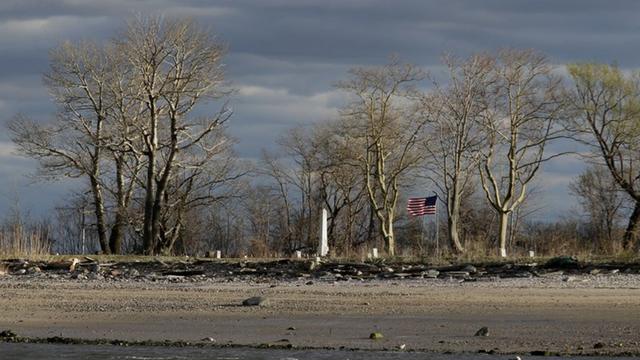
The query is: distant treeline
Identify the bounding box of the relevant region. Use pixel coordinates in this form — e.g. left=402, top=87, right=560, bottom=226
left=3, top=16, right=639, bottom=258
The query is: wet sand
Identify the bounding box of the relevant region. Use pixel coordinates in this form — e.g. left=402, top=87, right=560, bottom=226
left=0, top=276, right=639, bottom=356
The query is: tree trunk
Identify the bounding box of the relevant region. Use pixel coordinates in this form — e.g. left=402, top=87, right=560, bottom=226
left=109, top=219, right=123, bottom=255
left=448, top=212, right=464, bottom=253
left=623, top=201, right=640, bottom=250
left=89, top=176, right=110, bottom=254
left=447, top=192, right=464, bottom=253
left=142, top=153, right=155, bottom=254
left=385, top=214, right=395, bottom=257
left=109, top=157, right=126, bottom=255
left=498, top=211, right=509, bottom=257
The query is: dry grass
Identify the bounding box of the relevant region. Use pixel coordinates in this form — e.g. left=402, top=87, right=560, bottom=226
left=0, top=223, right=51, bottom=258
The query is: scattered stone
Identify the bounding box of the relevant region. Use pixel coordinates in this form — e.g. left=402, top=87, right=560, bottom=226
left=13, top=269, right=26, bottom=275
left=110, top=270, right=122, bottom=277
left=287, top=327, right=296, bottom=331
left=463, top=265, right=477, bottom=273
left=530, top=350, right=550, bottom=356
left=369, top=332, right=384, bottom=340
left=201, top=337, right=216, bottom=342
left=397, top=343, right=406, bottom=350
left=242, top=296, right=268, bottom=307
left=593, top=342, right=606, bottom=349
left=424, top=269, right=439, bottom=278
left=545, top=256, right=579, bottom=269
left=445, top=271, right=470, bottom=278
left=474, top=326, right=489, bottom=337
left=305, top=281, right=314, bottom=285
left=562, top=276, right=576, bottom=282
left=0, top=330, right=17, bottom=339
left=589, top=269, right=601, bottom=275
left=88, top=264, right=100, bottom=273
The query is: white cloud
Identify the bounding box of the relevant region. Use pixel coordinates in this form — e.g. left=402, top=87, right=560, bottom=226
left=236, top=84, right=341, bottom=122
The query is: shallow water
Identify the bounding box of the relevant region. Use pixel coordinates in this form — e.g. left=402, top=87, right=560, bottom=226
left=0, top=343, right=632, bottom=360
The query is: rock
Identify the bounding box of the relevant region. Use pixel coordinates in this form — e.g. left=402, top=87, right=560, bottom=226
left=509, top=357, right=522, bottom=360
left=444, top=271, right=470, bottom=278
left=0, top=330, right=17, bottom=339
left=110, top=269, right=122, bottom=277
left=242, top=296, right=268, bottom=307
left=593, top=342, right=606, bottom=349
left=287, top=326, right=296, bottom=331
left=71, top=272, right=86, bottom=280
left=13, top=269, right=26, bottom=275
left=129, top=269, right=140, bottom=277
left=589, top=268, right=601, bottom=275
left=369, top=332, right=384, bottom=340
left=305, top=280, right=314, bottom=285
left=474, top=327, right=489, bottom=337
left=201, top=337, right=216, bottom=342
left=88, top=264, right=100, bottom=273
left=562, top=276, right=576, bottom=282
left=545, top=256, right=579, bottom=269
left=530, top=350, right=550, bottom=356
left=397, top=343, right=406, bottom=350
left=463, top=265, right=477, bottom=273
left=424, top=269, right=439, bottom=278
left=27, top=266, right=41, bottom=274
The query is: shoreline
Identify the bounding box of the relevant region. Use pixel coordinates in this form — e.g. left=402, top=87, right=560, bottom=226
left=1, top=257, right=640, bottom=357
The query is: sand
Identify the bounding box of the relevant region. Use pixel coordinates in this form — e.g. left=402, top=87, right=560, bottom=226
left=0, top=275, right=639, bottom=356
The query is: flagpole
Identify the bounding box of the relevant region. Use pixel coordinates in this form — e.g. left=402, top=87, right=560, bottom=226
left=434, top=191, right=439, bottom=259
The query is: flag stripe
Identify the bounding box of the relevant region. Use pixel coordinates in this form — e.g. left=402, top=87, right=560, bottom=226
left=406, top=195, right=437, bottom=217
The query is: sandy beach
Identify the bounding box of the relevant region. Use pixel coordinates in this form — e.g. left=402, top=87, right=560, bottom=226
left=1, top=272, right=639, bottom=357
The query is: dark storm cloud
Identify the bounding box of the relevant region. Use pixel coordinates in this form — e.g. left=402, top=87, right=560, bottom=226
left=1, top=0, right=639, bottom=218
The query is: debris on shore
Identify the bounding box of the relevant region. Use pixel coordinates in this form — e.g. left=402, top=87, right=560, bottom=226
left=0, top=256, right=637, bottom=284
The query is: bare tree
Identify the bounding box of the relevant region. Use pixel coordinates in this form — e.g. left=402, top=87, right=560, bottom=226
left=8, top=41, right=117, bottom=254
left=118, top=16, right=232, bottom=254
left=570, top=164, right=628, bottom=250
left=568, top=63, right=640, bottom=250
left=337, top=58, right=426, bottom=256
left=477, top=49, right=567, bottom=257
left=421, top=54, right=492, bottom=254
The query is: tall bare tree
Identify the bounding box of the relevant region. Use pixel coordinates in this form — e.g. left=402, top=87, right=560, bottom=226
left=118, top=16, right=231, bottom=254
left=9, top=41, right=117, bottom=254
left=421, top=54, right=492, bottom=254
left=478, top=49, right=567, bottom=257
left=568, top=63, right=640, bottom=250
left=337, top=58, right=426, bottom=256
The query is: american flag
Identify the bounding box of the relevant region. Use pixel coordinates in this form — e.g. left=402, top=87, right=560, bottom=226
left=407, top=195, right=437, bottom=216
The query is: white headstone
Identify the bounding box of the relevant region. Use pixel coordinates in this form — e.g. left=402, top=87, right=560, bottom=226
left=319, top=208, right=329, bottom=256
left=295, top=250, right=302, bottom=259
left=529, top=250, right=535, bottom=258
left=215, top=250, right=221, bottom=259
left=372, top=248, right=379, bottom=259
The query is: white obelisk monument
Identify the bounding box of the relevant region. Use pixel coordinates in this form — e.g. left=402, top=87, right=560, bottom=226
left=319, top=208, right=329, bottom=256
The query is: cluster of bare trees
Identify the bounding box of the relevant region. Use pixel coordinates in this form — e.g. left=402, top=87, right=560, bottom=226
left=5, top=16, right=640, bottom=257
left=8, top=16, right=243, bottom=255
left=254, top=52, right=640, bottom=258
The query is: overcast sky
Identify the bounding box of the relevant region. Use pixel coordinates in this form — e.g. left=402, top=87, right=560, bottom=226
left=1, top=0, right=639, bottom=220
